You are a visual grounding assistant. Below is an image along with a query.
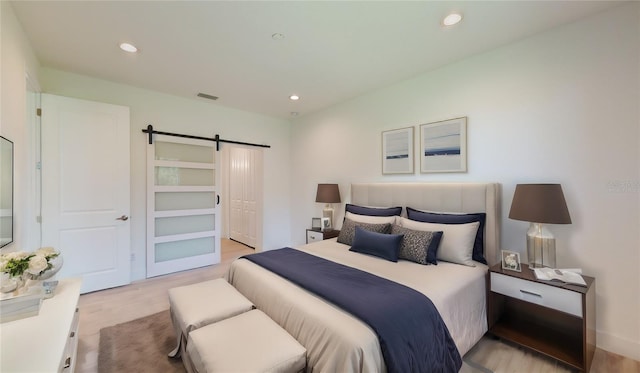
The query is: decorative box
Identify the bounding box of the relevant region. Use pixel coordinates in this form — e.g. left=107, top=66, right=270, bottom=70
left=0, top=286, right=44, bottom=323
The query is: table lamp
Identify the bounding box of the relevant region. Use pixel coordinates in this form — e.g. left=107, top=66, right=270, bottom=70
left=508, top=184, right=572, bottom=268
left=315, top=184, right=341, bottom=229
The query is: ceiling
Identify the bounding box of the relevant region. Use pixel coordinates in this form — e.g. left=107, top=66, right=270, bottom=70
left=11, top=1, right=622, bottom=119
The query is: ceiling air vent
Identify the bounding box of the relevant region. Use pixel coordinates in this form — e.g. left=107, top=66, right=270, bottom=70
left=197, top=93, right=219, bottom=101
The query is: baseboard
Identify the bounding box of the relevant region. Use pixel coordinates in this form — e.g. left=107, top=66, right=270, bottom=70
left=597, top=330, right=640, bottom=361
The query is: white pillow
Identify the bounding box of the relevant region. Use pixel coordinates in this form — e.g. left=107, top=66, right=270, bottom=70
left=399, top=217, right=479, bottom=267
left=345, top=211, right=397, bottom=225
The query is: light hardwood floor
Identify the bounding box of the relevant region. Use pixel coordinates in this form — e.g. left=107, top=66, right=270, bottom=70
left=76, top=240, right=639, bottom=373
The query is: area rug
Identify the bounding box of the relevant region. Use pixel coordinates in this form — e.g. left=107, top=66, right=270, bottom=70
left=98, top=310, right=185, bottom=373
left=98, top=309, right=491, bottom=373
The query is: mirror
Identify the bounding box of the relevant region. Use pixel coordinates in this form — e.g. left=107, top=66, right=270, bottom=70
left=0, top=136, right=13, bottom=248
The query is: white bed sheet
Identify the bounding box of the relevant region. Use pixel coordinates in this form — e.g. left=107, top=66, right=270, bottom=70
left=226, top=239, right=488, bottom=372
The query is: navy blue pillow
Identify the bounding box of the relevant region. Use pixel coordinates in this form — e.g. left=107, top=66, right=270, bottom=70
left=349, top=226, right=403, bottom=262
left=345, top=204, right=402, bottom=217
left=406, top=207, right=487, bottom=264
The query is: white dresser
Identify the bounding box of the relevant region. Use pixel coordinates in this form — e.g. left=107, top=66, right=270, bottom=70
left=0, top=278, right=82, bottom=372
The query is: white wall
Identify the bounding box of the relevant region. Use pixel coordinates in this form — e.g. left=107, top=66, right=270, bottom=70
left=0, top=1, right=41, bottom=251
left=290, top=3, right=640, bottom=360
left=40, top=69, right=293, bottom=280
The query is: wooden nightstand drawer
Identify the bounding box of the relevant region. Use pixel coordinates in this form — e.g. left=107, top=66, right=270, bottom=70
left=307, top=230, right=324, bottom=243
left=306, top=229, right=340, bottom=244
left=491, top=272, right=582, bottom=317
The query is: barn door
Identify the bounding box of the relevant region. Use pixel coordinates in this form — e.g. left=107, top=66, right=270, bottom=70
left=146, top=135, right=220, bottom=277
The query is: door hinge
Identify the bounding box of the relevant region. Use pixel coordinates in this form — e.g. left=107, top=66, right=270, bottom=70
left=36, top=161, right=41, bottom=170
left=36, top=108, right=42, bottom=117
left=36, top=216, right=41, bottom=223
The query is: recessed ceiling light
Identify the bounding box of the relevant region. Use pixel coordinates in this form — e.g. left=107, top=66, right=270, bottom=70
left=119, top=42, right=138, bottom=53
left=289, top=95, right=300, bottom=101
left=443, top=13, right=463, bottom=26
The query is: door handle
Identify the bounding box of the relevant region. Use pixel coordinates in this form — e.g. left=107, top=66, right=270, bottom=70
left=217, top=195, right=220, bottom=205
left=116, top=215, right=129, bottom=221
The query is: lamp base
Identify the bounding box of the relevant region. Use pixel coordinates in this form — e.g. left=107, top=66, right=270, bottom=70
left=322, top=204, right=334, bottom=230
left=526, top=223, right=556, bottom=268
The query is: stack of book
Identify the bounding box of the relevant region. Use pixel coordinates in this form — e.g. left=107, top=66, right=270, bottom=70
left=0, top=286, right=44, bottom=323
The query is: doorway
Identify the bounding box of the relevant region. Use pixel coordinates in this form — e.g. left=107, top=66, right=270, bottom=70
left=224, top=145, right=263, bottom=250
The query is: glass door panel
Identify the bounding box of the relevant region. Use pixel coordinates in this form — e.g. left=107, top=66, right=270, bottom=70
left=155, top=167, right=214, bottom=186
left=155, top=192, right=215, bottom=211
left=155, top=214, right=215, bottom=237
left=155, top=237, right=214, bottom=262
left=155, top=141, right=213, bottom=163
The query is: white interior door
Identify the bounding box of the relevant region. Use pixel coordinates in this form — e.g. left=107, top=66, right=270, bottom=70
left=41, top=94, right=131, bottom=294
left=229, top=147, right=262, bottom=248
left=146, top=135, right=220, bottom=277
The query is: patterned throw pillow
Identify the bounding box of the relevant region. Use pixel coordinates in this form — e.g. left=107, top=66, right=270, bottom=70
left=391, top=224, right=443, bottom=265
left=337, top=218, right=391, bottom=246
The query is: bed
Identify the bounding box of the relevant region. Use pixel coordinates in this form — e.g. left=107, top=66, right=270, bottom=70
left=226, top=182, right=500, bottom=372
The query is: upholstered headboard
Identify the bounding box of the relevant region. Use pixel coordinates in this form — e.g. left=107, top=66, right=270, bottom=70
left=350, top=183, right=501, bottom=266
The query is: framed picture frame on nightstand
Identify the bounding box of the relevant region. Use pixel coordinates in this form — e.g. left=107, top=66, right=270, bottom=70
left=320, top=217, right=331, bottom=232
left=311, top=217, right=321, bottom=229
left=501, top=250, right=521, bottom=272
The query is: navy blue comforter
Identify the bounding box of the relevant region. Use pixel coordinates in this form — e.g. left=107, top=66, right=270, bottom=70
left=243, top=248, right=462, bottom=373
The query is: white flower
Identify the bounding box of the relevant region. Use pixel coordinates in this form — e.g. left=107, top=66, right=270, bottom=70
left=36, top=247, right=58, bottom=258
left=26, top=254, right=49, bottom=275
left=4, top=251, right=30, bottom=261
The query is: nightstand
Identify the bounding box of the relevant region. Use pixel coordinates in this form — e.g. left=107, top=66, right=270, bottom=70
left=306, top=228, right=340, bottom=244
left=487, top=263, right=596, bottom=372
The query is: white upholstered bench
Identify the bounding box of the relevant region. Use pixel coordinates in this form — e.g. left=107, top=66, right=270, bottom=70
left=185, top=309, right=307, bottom=373
left=168, top=278, right=254, bottom=359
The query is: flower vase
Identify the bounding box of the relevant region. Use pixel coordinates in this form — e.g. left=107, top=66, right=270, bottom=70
left=27, top=253, right=63, bottom=298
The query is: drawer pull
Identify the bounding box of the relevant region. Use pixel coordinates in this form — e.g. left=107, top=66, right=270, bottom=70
left=519, top=289, right=542, bottom=297
left=64, top=357, right=71, bottom=369
left=70, top=331, right=75, bottom=338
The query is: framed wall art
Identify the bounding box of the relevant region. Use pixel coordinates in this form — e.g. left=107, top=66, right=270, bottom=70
left=420, top=117, right=467, bottom=173
left=382, top=127, right=414, bottom=174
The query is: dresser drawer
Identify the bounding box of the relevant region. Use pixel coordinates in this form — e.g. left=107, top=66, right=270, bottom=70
left=60, top=306, right=80, bottom=372
left=491, top=272, right=582, bottom=317
left=306, top=230, right=323, bottom=243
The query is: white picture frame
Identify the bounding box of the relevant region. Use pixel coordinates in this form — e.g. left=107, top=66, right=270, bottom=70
left=320, top=217, right=331, bottom=232
left=420, top=117, right=467, bottom=173
left=382, top=127, right=414, bottom=174
left=501, top=250, right=522, bottom=272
